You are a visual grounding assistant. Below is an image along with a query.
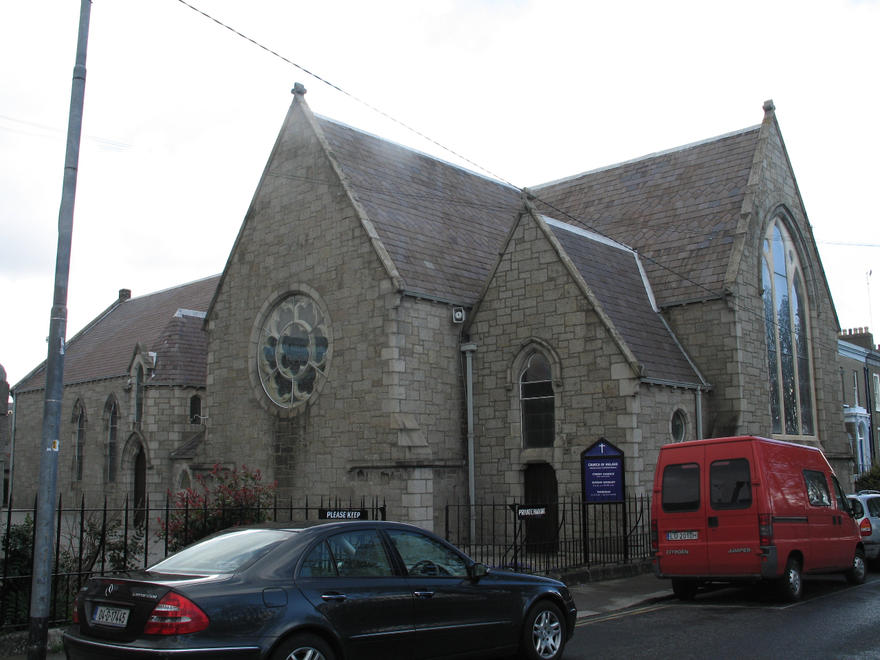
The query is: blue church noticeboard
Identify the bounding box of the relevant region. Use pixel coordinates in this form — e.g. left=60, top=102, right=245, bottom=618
left=581, top=439, right=625, bottom=503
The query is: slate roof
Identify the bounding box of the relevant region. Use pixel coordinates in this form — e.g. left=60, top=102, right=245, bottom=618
left=317, top=117, right=522, bottom=305
left=151, top=311, right=209, bottom=387
left=545, top=217, right=700, bottom=384
left=532, top=127, right=761, bottom=307
left=14, top=276, right=219, bottom=393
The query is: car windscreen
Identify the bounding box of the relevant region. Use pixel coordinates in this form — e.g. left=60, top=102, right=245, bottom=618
left=149, top=529, right=294, bottom=575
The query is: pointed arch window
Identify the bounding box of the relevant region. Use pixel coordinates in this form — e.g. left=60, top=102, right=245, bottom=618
left=134, top=364, right=144, bottom=425
left=73, top=401, right=86, bottom=482
left=761, top=217, right=815, bottom=437
left=520, top=352, right=555, bottom=448
left=106, top=399, right=118, bottom=483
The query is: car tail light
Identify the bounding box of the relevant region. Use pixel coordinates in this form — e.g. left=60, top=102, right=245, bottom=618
left=143, top=592, right=209, bottom=635
left=651, top=519, right=658, bottom=551
left=758, top=513, right=773, bottom=546
left=860, top=517, right=873, bottom=537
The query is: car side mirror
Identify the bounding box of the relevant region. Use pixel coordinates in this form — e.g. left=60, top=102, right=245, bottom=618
left=468, top=563, right=489, bottom=580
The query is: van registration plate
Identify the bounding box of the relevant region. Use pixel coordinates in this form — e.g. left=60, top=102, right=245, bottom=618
left=666, top=530, right=698, bottom=541
left=93, top=605, right=129, bottom=628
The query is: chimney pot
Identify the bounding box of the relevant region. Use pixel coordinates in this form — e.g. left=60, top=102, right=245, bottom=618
left=119, top=289, right=131, bottom=302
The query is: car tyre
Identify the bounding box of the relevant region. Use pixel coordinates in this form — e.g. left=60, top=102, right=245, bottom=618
left=520, top=600, right=566, bottom=660
left=272, top=633, right=335, bottom=660
left=671, top=578, right=698, bottom=601
left=846, top=549, right=867, bottom=585
left=777, top=556, right=803, bottom=602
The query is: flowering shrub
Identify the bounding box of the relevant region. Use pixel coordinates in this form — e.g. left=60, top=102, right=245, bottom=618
left=157, top=464, right=277, bottom=552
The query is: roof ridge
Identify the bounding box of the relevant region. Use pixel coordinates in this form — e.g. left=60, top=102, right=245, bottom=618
left=127, top=274, right=220, bottom=303
left=532, top=124, right=761, bottom=190
left=315, top=114, right=520, bottom=192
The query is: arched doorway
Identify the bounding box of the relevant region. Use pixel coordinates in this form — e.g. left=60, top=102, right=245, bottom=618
left=524, top=463, right=558, bottom=552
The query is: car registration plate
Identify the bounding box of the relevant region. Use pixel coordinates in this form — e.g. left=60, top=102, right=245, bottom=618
left=666, top=530, right=699, bottom=541
left=93, top=605, right=130, bottom=628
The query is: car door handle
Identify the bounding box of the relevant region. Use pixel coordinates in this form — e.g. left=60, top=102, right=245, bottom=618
left=321, top=593, right=347, bottom=602
left=414, top=591, right=434, bottom=599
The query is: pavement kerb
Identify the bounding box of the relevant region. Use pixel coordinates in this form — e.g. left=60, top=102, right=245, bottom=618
left=556, top=559, right=677, bottom=619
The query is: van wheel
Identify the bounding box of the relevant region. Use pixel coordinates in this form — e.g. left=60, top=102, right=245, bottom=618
left=671, top=578, right=698, bottom=600
left=777, top=557, right=803, bottom=602
left=846, top=550, right=867, bottom=585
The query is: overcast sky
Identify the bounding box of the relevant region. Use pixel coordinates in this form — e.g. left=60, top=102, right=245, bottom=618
left=1, top=0, right=878, bottom=388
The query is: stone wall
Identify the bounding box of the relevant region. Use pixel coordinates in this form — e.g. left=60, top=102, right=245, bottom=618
left=469, top=212, right=699, bottom=501
left=10, top=379, right=203, bottom=508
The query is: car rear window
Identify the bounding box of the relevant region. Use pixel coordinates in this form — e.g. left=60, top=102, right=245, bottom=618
left=849, top=498, right=865, bottom=518
left=662, top=463, right=700, bottom=512
left=149, top=529, right=292, bottom=574
left=710, top=458, right=752, bottom=510
left=868, top=497, right=880, bottom=517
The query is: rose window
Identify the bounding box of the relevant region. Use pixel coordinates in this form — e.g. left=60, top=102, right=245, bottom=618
left=258, top=294, right=330, bottom=409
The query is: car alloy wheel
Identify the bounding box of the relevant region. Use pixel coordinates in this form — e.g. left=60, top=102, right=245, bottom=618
left=523, top=601, right=565, bottom=660
left=273, top=633, right=335, bottom=660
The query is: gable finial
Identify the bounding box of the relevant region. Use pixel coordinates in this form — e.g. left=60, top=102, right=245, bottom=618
left=763, top=99, right=775, bottom=115
left=292, top=82, right=307, bottom=96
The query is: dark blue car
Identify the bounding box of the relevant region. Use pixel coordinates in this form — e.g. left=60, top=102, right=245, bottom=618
left=64, top=520, right=576, bottom=659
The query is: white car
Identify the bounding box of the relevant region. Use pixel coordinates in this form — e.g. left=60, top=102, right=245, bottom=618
left=847, top=491, right=880, bottom=562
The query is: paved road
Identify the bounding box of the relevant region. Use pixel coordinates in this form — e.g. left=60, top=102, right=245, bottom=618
left=566, top=574, right=880, bottom=659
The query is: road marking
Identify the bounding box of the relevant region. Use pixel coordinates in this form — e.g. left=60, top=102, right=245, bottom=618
left=576, top=603, right=671, bottom=626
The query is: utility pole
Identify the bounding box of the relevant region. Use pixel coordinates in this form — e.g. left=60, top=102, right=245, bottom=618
left=27, top=1, right=91, bottom=658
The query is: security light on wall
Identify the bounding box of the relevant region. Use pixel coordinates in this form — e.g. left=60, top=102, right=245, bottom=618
left=452, top=307, right=466, bottom=324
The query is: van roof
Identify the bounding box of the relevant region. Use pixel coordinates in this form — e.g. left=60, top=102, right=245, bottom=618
left=660, top=435, right=822, bottom=454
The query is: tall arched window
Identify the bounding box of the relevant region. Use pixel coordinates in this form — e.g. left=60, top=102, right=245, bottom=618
left=73, top=401, right=86, bottom=482
left=134, top=364, right=144, bottom=425
left=762, top=217, right=815, bottom=437
left=520, top=352, right=555, bottom=448
left=106, top=399, right=118, bottom=483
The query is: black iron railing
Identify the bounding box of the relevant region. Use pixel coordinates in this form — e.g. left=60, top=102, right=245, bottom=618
left=0, top=494, right=385, bottom=631
left=444, top=495, right=652, bottom=575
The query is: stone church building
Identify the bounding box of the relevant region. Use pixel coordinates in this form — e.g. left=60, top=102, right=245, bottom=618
left=9, top=90, right=850, bottom=533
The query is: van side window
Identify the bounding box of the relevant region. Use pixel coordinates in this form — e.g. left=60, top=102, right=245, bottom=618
left=661, top=463, right=700, bottom=512
left=803, top=470, right=831, bottom=507
left=710, top=459, right=752, bottom=510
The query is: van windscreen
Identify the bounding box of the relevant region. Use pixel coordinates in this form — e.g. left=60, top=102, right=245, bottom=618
left=662, top=463, right=700, bottom=512
left=710, top=459, right=752, bottom=510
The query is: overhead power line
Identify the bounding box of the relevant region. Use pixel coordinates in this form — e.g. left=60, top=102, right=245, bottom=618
left=174, top=0, right=843, bottom=339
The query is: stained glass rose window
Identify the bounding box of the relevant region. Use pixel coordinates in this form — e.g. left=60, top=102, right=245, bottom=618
left=257, top=294, right=330, bottom=409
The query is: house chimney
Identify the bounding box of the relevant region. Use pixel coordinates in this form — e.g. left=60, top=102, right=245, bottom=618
left=119, top=289, right=131, bottom=302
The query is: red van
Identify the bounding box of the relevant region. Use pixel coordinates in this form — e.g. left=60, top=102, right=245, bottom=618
left=651, top=435, right=865, bottom=601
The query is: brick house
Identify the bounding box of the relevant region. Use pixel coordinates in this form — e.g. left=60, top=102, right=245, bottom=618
left=9, top=90, right=853, bottom=532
